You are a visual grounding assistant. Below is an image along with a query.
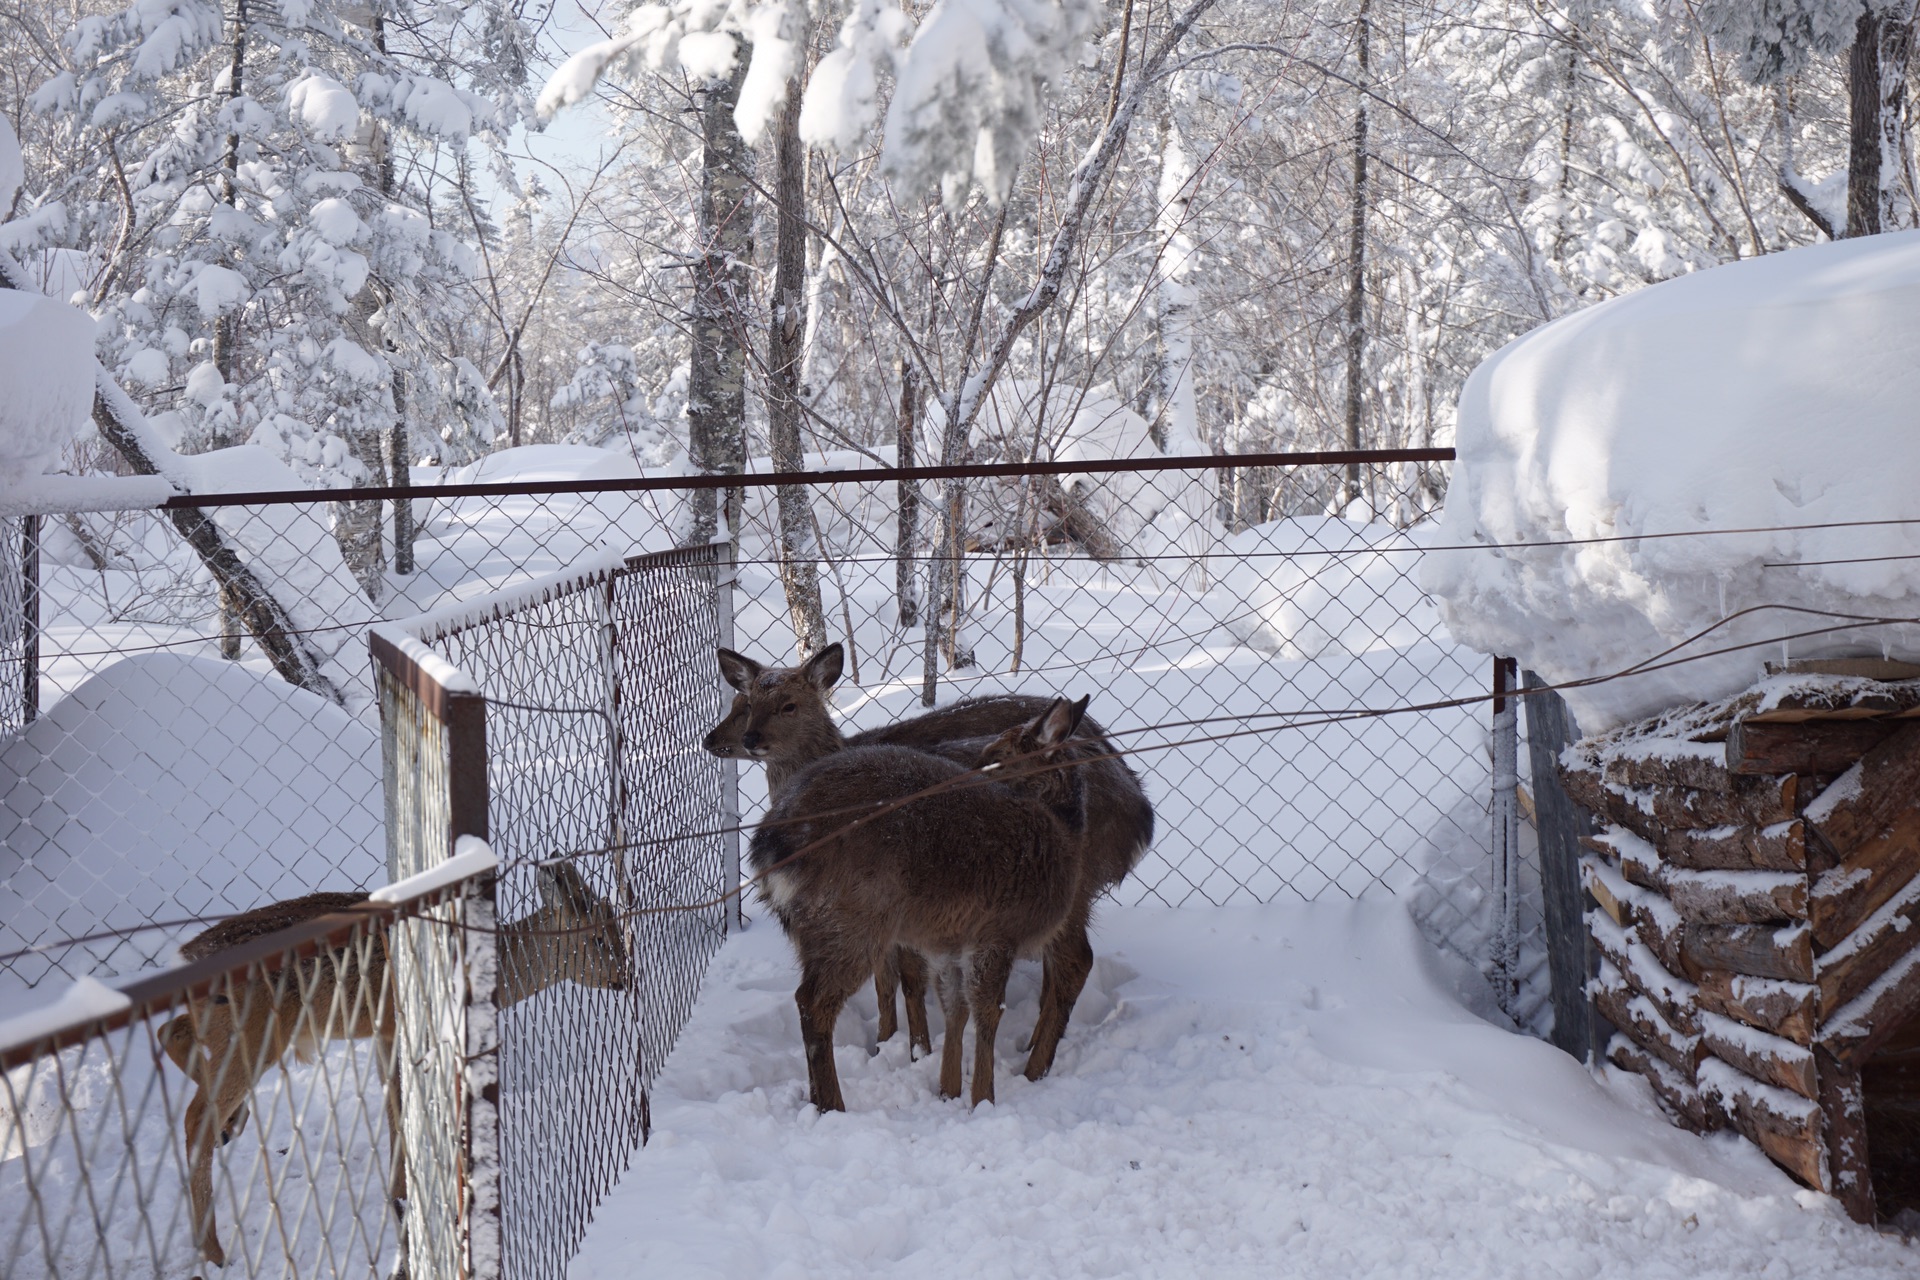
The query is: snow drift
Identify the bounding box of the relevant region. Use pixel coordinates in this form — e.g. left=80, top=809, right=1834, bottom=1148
left=1422, top=230, right=1920, bottom=732
left=1219, top=518, right=1438, bottom=659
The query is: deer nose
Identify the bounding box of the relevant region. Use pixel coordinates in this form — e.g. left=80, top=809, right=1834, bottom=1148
left=741, top=730, right=764, bottom=752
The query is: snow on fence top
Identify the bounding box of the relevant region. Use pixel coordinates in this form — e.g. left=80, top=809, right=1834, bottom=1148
left=1422, top=230, right=1920, bottom=732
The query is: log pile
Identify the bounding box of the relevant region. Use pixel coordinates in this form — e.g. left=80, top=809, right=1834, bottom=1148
left=1561, top=669, right=1920, bottom=1222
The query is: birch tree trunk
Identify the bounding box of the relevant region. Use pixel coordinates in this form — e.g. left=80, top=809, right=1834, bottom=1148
left=768, top=72, right=829, bottom=657
left=335, top=88, right=396, bottom=603
left=211, top=0, right=247, bottom=416
left=213, top=0, right=248, bottom=653
left=375, top=15, right=413, bottom=578
left=1152, top=76, right=1200, bottom=454
left=1341, top=0, right=1372, bottom=510
left=684, top=44, right=752, bottom=549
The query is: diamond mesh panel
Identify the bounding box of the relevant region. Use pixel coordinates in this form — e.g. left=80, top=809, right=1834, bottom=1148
left=11, top=457, right=1539, bottom=1039
left=392, top=543, right=731, bottom=1280
left=1, top=515, right=29, bottom=737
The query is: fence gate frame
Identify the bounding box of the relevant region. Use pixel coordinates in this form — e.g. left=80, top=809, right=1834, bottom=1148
left=371, top=538, right=733, bottom=1279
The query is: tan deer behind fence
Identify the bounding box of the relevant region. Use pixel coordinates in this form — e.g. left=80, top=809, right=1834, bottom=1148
left=157, top=862, right=631, bottom=1267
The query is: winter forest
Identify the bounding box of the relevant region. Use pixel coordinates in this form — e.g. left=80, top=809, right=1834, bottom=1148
left=11, top=1, right=1920, bottom=1276
left=6, top=0, right=1915, bottom=600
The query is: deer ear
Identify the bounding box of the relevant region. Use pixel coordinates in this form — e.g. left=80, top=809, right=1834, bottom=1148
left=717, top=648, right=761, bottom=690
left=802, top=643, right=844, bottom=690
left=536, top=861, right=590, bottom=908
left=1035, top=696, right=1089, bottom=747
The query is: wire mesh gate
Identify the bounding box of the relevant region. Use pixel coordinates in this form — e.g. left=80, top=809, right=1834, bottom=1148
left=375, top=540, right=734, bottom=1279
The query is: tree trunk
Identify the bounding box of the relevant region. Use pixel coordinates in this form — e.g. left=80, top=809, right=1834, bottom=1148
left=210, top=0, right=247, bottom=420
left=768, top=73, right=828, bottom=657
left=1341, top=0, right=1371, bottom=508
left=390, top=367, right=414, bottom=575
left=375, top=16, right=413, bottom=577
left=1152, top=78, right=1200, bottom=454
left=1877, top=9, right=1916, bottom=232
left=684, top=44, right=752, bottom=549
left=895, top=358, right=920, bottom=628
left=1848, top=8, right=1884, bottom=237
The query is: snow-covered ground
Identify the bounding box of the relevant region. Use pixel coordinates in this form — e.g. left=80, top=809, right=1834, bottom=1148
left=571, top=902, right=1913, bottom=1279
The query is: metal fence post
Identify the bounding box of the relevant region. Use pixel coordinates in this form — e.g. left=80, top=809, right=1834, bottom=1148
left=22, top=513, right=38, bottom=725
left=1522, top=671, right=1605, bottom=1063
left=716, top=538, right=743, bottom=933
left=1490, top=656, right=1520, bottom=1017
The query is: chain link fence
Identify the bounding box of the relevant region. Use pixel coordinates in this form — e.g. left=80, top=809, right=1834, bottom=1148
left=2, top=451, right=1542, bottom=1020
left=0, top=446, right=1548, bottom=1274
left=1, top=515, right=32, bottom=738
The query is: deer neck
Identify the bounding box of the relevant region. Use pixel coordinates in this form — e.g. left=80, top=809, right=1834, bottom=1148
left=495, top=906, right=564, bottom=1009
left=765, top=718, right=850, bottom=795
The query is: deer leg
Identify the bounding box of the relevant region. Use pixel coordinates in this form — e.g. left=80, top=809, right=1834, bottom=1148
left=967, top=943, right=1017, bottom=1108
left=934, top=962, right=968, bottom=1101
left=183, top=1090, right=228, bottom=1268
left=1024, top=905, right=1094, bottom=1082
left=379, top=1023, right=408, bottom=1213
left=896, top=947, right=932, bottom=1061
left=873, top=952, right=900, bottom=1046
left=794, top=958, right=865, bottom=1113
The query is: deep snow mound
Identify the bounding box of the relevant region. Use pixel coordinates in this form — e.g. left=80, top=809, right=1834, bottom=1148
left=1422, top=231, right=1920, bottom=731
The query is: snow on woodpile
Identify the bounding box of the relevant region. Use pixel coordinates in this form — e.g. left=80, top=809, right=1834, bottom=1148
left=1422, top=230, right=1920, bottom=732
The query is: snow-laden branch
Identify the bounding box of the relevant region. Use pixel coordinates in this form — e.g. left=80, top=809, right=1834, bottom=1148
left=537, top=0, right=1097, bottom=207
left=1, top=246, right=348, bottom=707
left=954, top=0, right=1220, bottom=434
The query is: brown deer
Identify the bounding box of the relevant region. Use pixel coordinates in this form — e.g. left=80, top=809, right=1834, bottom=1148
left=750, top=697, right=1092, bottom=1110
left=705, top=643, right=1152, bottom=1081
left=156, top=862, right=631, bottom=1268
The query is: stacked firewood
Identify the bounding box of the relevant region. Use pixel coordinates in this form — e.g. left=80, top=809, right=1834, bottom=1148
left=1559, top=669, right=1920, bottom=1223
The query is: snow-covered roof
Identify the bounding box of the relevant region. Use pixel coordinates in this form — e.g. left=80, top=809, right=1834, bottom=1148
left=1422, top=231, right=1920, bottom=732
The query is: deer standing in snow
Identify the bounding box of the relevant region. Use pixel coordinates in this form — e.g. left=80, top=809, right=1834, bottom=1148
left=703, top=643, right=1152, bottom=1080
left=157, top=863, right=630, bottom=1268
left=750, top=698, right=1093, bottom=1109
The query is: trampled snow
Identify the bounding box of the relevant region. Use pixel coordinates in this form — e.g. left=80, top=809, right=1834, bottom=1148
left=570, top=902, right=1911, bottom=1278
left=1423, top=230, right=1920, bottom=731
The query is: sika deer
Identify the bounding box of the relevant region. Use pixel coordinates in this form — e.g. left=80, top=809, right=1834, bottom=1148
left=749, top=697, right=1091, bottom=1111
left=156, top=863, right=630, bottom=1268
left=706, top=643, right=1152, bottom=1080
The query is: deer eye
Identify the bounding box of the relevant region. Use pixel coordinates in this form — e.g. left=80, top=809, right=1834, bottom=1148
left=781, top=702, right=797, bottom=714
